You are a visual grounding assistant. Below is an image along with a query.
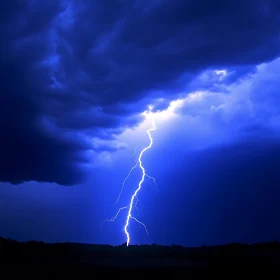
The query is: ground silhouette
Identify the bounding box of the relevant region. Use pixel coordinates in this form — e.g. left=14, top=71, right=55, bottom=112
left=0, top=237, right=279, bottom=278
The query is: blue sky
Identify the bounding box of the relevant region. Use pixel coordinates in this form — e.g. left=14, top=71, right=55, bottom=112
left=1, top=0, right=280, bottom=246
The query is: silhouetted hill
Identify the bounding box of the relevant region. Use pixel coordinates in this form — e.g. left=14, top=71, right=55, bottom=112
left=0, top=237, right=279, bottom=279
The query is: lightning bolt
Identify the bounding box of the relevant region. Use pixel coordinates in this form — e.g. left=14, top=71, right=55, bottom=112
left=111, top=162, right=138, bottom=206
left=124, top=118, right=156, bottom=246
left=132, top=146, right=139, bottom=156
left=111, top=148, right=157, bottom=207
left=103, top=110, right=156, bottom=246
left=102, top=206, right=128, bottom=225
left=145, top=174, right=159, bottom=192
left=130, top=217, right=149, bottom=235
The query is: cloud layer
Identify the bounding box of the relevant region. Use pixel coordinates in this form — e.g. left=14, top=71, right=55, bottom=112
left=1, top=0, right=280, bottom=185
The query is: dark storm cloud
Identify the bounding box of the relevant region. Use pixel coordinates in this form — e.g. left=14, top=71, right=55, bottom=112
left=1, top=0, right=280, bottom=185
left=0, top=40, right=87, bottom=185
left=0, top=1, right=88, bottom=185
left=50, top=0, right=280, bottom=107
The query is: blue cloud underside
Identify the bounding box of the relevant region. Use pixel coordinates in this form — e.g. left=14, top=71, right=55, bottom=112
left=0, top=0, right=280, bottom=186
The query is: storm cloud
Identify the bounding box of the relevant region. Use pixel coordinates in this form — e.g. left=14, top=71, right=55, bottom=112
left=1, top=0, right=280, bottom=185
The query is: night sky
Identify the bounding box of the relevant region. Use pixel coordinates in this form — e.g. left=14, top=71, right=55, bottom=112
left=1, top=0, right=280, bottom=246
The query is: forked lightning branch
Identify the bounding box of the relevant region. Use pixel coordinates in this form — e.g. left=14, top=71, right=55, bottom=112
left=102, top=110, right=156, bottom=246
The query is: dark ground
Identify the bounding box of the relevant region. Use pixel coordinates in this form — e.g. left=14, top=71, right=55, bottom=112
left=1, top=237, right=280, bottom=279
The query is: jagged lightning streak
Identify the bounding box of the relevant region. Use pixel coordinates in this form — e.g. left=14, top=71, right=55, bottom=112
left=146, top=174, right=159, bottom=192
left=130, top=217, right=149, bottom=235
left=101, top=204, right=141, bottom=228
left=124, top=118, right=156, bottom=246
left=132, top=146, right=139, bottom=156
left=111, top=162, right=138, bottom=206
left=111, top=164, right=157, bottom=207
left=102, top=109, right=156, bottom=245
left=102, top=206, right=128, bottom=226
